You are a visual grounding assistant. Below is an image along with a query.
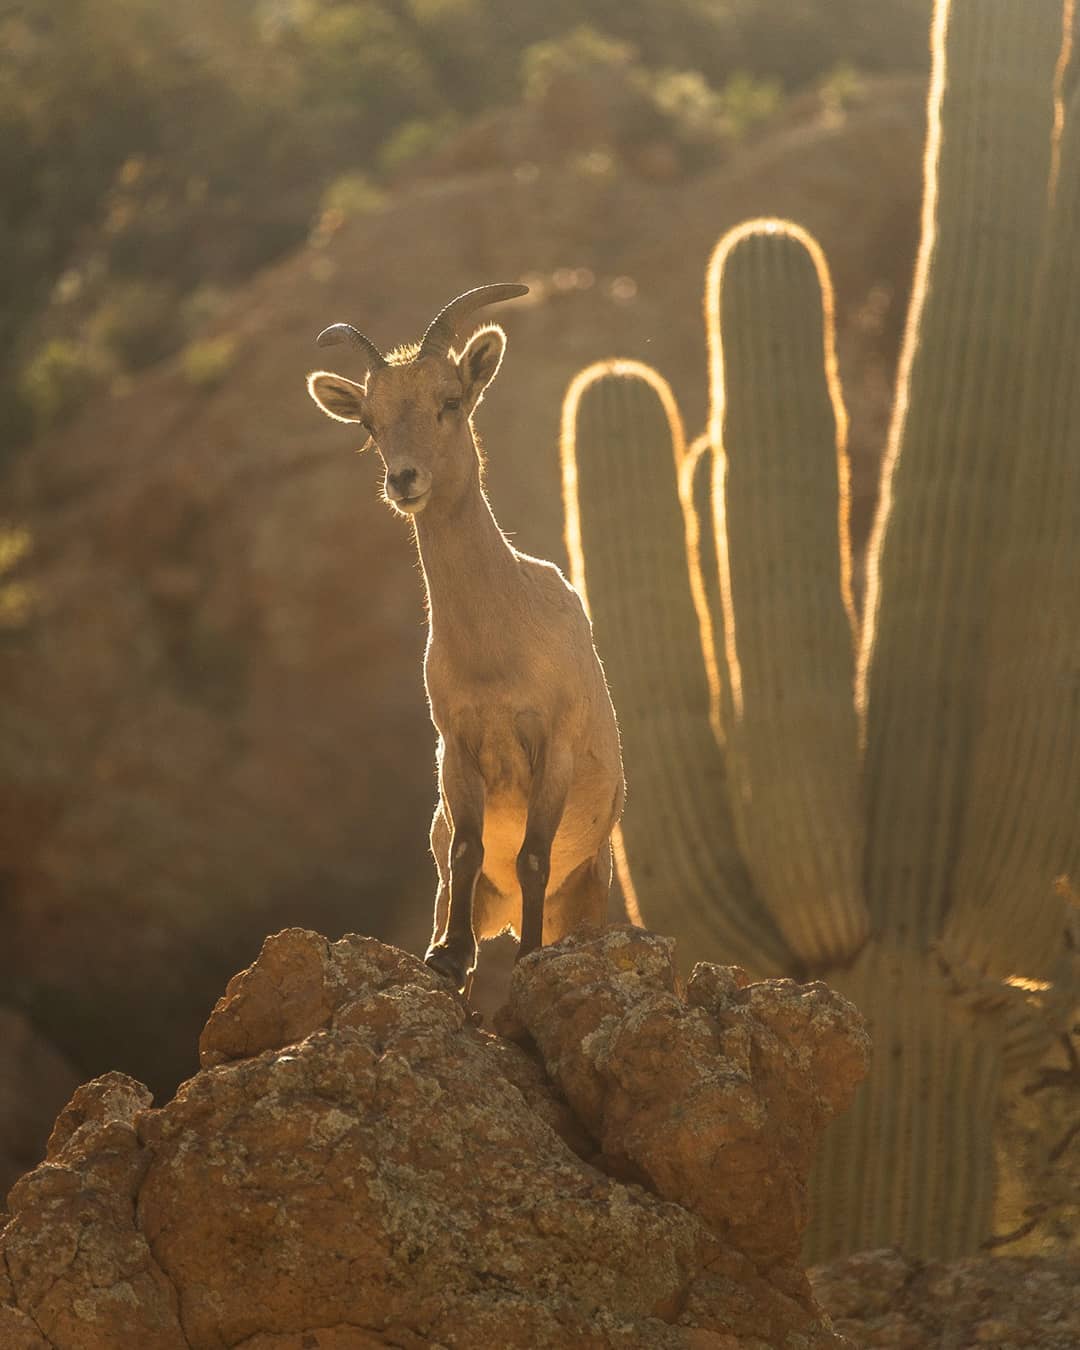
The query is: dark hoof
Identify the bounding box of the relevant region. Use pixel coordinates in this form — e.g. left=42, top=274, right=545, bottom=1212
left=424, top=942, right=474, bottom=992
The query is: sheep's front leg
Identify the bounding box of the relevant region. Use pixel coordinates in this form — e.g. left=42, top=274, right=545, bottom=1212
left=517, top=743, right=573, bottom=958
left=424, top=740, right=484, bottom=991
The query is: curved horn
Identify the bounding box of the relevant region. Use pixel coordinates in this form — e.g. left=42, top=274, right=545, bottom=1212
left=418, top=283, right=529, bottom=360
left=316, top=323, right=388, bottom=372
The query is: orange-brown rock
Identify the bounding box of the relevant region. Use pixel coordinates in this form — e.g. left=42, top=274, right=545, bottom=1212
left=511, top=927, right=869, bottom=1262
left=1, top=928, right=862, bottom=1347
left=811, top=1247, right=1080, bottom=1349
left=1, top=1072, right=184, bottom=1349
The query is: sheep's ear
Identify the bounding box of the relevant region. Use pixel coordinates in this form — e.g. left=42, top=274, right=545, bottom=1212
left=307, top=371, right=368, bottom=423
left=456, top=324, right=506, bottom=411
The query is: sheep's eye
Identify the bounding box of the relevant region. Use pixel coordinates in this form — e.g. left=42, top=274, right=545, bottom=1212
left=442, top=397, right=461, bottom=414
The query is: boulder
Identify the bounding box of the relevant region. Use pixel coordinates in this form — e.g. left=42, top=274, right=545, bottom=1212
left=510, top=928, right=868, bottom=1262
left=0, top=926, right=869, bottom=1348
left=811, top=1247, right=1080, bottom=1349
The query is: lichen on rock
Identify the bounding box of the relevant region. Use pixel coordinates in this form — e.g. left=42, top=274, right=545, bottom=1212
left=1, top=926, right=869, bottom=1348
left=511, top=926, right=870, bottom=1261
left=810, top=1247, right=1080, bottom=1348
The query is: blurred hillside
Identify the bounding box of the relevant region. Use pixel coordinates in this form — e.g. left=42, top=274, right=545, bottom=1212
left=0, top=0, right=933, bottom=1108
left=0, top=0, right=932, bottom=457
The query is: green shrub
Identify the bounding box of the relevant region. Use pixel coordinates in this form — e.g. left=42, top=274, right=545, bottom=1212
left=181, top=335, right=237, bottom=390
left=17, top=339, right=113, bottom=434
left=377, top=115, right=460, bottom=176
left=818, top=62, right=866, bottom=118
left=717, top=71, right=783, bottom=137
left=648, top=68, right=781, bottom=146
left=521, top=26, right=635, bottom=104
left=87, top=279, right=180, bottom=370
left=320, top=171, right=388, bottom=220
left=179, top=284, right=229, bottom=340
left=647, top=69, right=728, bottom=144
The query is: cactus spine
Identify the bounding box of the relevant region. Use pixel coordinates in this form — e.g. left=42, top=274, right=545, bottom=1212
left=560, top=0, right=1080, bottom=1258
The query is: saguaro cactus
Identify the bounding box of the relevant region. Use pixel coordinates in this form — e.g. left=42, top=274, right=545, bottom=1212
left=858, top=0, right=1063, bottom=952
left=943, top=74, right=1080, bottom=983
left=561, top=0, right=1079, bottom=1259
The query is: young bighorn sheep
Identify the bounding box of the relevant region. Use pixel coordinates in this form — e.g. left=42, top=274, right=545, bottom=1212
left=306, top=284, right=625, bottom=990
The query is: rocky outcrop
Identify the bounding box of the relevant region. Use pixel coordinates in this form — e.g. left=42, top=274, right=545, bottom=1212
left=0, top=1074, right=181, bottom=1350
left=0, top=926, right=869, bottom=1348
left=509, top=928, right=867, bottom=1264
left=810, top=1247, right=1080, bottom=1349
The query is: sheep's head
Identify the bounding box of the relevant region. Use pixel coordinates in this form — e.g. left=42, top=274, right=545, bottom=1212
left=306, top=283, right=527, bottom=517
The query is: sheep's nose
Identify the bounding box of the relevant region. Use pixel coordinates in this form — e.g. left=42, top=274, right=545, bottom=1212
left=387, top=467, right=418, bottom=498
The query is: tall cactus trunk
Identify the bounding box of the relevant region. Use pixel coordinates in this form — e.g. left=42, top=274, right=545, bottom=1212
left=858, top=0, right=1063, bottom=950
left=807, top=941, right=1003, bottom=1259
left=944, top=81, right=1080, bottom=982
left=811, top=0, right=1075, bottom=1258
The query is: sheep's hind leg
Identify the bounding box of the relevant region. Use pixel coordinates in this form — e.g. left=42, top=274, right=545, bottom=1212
left=427, top=801, right=451, bottom=950
left=543, top=841, right=611, bottom=944
left=425, top=742, right=484, bottom=991
left=516, top=744, right=573, bottom=958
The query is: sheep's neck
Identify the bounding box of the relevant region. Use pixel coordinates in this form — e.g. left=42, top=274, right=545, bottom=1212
left=413, top=459, right=520, bottom=646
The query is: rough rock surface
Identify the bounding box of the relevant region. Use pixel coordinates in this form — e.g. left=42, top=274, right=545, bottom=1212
left=0, top=925, right=870, bottom=1348
left=811, top=1247, right=1080, bottom=1349
left=0, top=1073, right=182, bottom=1350
left=510, top=927, right=868, bottom=1262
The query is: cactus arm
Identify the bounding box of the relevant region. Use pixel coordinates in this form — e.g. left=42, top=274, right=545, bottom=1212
left=705, top=220, right=868, bottom=970
left=560, top=361, right=791, bottom=973
left=857, top=0, right=1065, bottom=947
left=944, top=82, right=1080, bottom=982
